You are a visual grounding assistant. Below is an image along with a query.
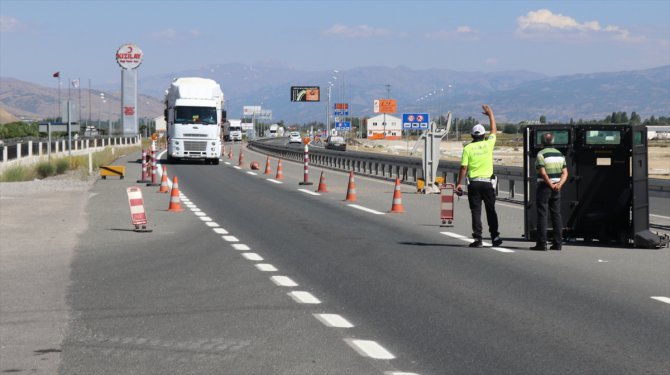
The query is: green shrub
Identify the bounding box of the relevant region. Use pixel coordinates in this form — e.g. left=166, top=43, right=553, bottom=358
left=36, top=161, right=56, bottom=178
left=55, top=158, right=69, bottom=174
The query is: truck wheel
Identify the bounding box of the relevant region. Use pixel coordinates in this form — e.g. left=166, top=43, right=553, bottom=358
left=212, top=158, right=220, bottom=165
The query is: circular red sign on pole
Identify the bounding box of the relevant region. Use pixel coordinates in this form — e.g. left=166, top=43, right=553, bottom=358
left=116, top=43, right=143, bottom=70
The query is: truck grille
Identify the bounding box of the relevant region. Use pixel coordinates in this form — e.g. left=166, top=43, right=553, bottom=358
left=183, top=133, right=208, bottom=137
left=184, top=141, right=207, bottom=152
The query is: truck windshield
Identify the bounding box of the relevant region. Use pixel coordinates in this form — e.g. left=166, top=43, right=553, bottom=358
left=175, top=106, right=217, bottom=124
left=230, top=126, right=241, bottom=132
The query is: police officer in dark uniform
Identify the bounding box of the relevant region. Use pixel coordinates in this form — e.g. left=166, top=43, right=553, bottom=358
left=456, top=105, right=502, bottom=248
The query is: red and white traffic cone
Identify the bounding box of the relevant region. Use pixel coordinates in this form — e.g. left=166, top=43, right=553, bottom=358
left=345, top=171, right=357, bottom=201
left=157, top=165, right=169, bottom=193
left=137, top=149, right=151, bottom=183
left=264, top=156, right=272, bottom=175
left=228, top=148, right=233, bottom=159
left=238, top=149, right=244, bottom=166
left=167, top=176, right=183, bottom=212
left=316, top=171, right=328, bottom=193
left=275, top=159, right=284, bottom=180
left=389, top=178, right=405, bottom=213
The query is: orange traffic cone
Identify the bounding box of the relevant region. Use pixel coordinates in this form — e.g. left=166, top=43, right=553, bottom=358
left=389, top=178, right=405, bottom=213
left=222, top=143, right=226, bottom=157
left=264, top=156, right=272, bottom=175
left=228, top=148, right=233, bottom=159
left=238, top=149, right=244, bottom=166
left=158, top=165, right=169, bottom=193
left=345, top=171, right=357, bottom=201
left=167, top=176, right=183, bottom=212
left=316, top=171, right=328, bottom=193
left=275, top=159, right=284, bottom=180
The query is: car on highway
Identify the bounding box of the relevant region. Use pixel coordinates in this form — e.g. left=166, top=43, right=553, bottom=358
left=288, top=131, right=302, bottom=144
left=325, top=135, right=346, bottom=151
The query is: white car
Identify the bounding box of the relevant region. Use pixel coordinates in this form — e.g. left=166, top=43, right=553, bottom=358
left=288, top=132, right=302, bottom=144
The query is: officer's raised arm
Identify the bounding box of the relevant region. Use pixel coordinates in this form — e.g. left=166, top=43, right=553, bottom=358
left=482, top=104, right=496, bottom=135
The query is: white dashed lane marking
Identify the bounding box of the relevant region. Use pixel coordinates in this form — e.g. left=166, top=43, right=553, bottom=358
left=267, top=179, right=283, bottom=184
left=205, top=222, right=219, bottom=227
left=194, top=212, right=206, bottom=216
left=222, top=235, right=239, bottom=242
left=271, top=276, right=298, bottom=287
left=255, top=264, right=278, bottom=272
left=344, top=339, right=395, bottom=360
left=232, top=244, right=250, bottom=251
left=651, top=296, right=670, bottom=304
left=440, top=232, right=514, bottom=253
left=213, top=228, right=229, bottom=234
left=348, top=204, right=385, bottom=215
left=298, top=189, right=320, bottom=196
left=242, top=253, right=263, bottom=261
left=199, top=216, right=212, bottom=222
left=288, top=291, right=321, bottom=304
left=313, top=314, right=353, bottom=328
left=247, top=171, right=257, bottom=175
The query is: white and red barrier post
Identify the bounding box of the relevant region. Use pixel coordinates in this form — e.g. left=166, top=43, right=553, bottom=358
left=440, top=183, right=455, bottom=227
left=126, top=186, right=152, bottom=232
left=299, top=143, right=313, bottom=185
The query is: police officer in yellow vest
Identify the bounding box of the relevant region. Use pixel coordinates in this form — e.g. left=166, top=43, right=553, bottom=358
left=456, top=105, right=502, bottom=248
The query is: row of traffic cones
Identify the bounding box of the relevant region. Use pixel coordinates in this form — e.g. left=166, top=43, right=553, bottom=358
left=145, top=163, right=184, bottom=212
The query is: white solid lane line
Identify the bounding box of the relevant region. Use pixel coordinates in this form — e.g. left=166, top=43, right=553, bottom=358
left=212, top=228, right=229, bottom=234
left=288, top=291, right=321, bottom=304
left=344, top=339, right=395, bottom=360
left=232, top=244, right=250, bottom=251
left=271, top=276, right=298, bottom=287
left=348, top=204, right=385, bottom=215
left=313, top=314, right=354, bottom=328
left=651, top=296, right=670, bottom=304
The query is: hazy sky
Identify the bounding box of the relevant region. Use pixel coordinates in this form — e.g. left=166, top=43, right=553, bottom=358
left=1, top=0, right=669, bottom=88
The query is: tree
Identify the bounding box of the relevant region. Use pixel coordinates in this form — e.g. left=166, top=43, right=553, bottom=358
left=539, top=115, right=546, bottom=124
left=503, top=124, right=517, bottom=134
left=629, top=112, right=641, bottom=125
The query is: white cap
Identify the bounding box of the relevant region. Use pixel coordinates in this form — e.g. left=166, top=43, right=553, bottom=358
left=472, top=124, right=487, bottom=135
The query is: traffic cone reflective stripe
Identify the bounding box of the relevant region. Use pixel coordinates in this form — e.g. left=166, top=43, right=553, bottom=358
left=345, top=171, right=357, bottom=201
left=316, top=171, right=328, bottom=193
left=390, top=178, right=405, bottom=213
left=158, top=165, right=169, bottom=193
left=275, top=159, right=284, bottom=180
left=264, top=156, right=272, bottom=175
left=168, top=176, right=183, bottom=212
left=228, top=148, right=233, bottom=159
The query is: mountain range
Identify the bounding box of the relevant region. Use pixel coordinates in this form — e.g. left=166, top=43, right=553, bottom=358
left=1, top=64, right=668, bottom=125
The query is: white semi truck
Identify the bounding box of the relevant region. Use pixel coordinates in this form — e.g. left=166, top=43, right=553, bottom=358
left=164, top=77, right=225, bottom=164
left=223, top=119, right=243, bottom=142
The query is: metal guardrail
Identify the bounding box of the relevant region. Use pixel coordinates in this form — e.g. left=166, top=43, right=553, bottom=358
left=248, top=139, right=668, bottom=200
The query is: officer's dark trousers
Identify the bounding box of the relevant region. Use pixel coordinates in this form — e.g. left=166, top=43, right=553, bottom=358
left=536, top=182, right=562, bottom=246
left=467, top=181, right=499, bottom=240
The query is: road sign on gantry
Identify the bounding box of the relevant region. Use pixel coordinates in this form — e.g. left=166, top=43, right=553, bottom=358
left=402, top=113, right=430, bottom=130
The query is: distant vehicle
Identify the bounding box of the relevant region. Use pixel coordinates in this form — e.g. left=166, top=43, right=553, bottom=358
left=164, top=77, right=224, bottom=164
left=325, top=135, right=346, bottom=151
left=268, top=124, right=279, bottom=138
left=288, top=131, right=302, bottom=144
left=223, top=119, right=243, bottom=142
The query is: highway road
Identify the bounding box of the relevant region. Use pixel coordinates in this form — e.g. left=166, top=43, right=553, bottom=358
left=51, top=143, right=670, bottom=374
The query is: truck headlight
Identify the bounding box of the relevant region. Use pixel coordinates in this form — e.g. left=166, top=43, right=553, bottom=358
left=175, top=141, right=180, bottom=145
left=211, top=141, right=216, bottom=145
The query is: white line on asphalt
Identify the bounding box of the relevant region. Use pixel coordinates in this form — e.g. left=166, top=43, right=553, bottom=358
left=440, top=232, right=514, bottom=253
left=213, top=228, right=229, bottom=235
left=255, top=264, right=278, bottom=272
left=287, top=291, right=321, bottom=304
left=267, top=179, right=283, bottom=184
left=205, top=222, right=219, bottom=227
left=650, top=214, right=670, bottom=219
left=651, top=296, right=670, bottom=304
left=298, top=189, right=320, bottom=196
left=384, top=372, right=420, bottom=375
left=440, top=231, right=467, bottom=239
left=199, top=216, right=212, bottom=222
left=247, top=171, right=257, bottom=175
left=233, top=166, right=242, bottom=170
left=348, top=204, right=385, bottom=215
left=194, top=212, right=206, bottom=216
left=181, top=198, right=191, bottom=203
left=313, top=314, right=354, bottom=328
left=224, top=162, right=231, bottom=165
left=271, top=276, right=298, bottom=287
left=189, top=207, right=200, bottom=211
left=232, top=244, right=250, bottom=251
left=497, top=202, right=522, bottom=210
left=344, top=339, right=395, bottom=360
left=242, top=253, right=264, bottom=261
left=222, top=235, right=239, bottom=242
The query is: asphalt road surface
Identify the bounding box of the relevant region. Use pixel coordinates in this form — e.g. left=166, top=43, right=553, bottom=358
left=2, top=143, right=669, bottom=374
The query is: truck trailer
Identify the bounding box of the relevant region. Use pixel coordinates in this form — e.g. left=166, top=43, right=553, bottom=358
left=164, top=77, right=225, bottom=164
